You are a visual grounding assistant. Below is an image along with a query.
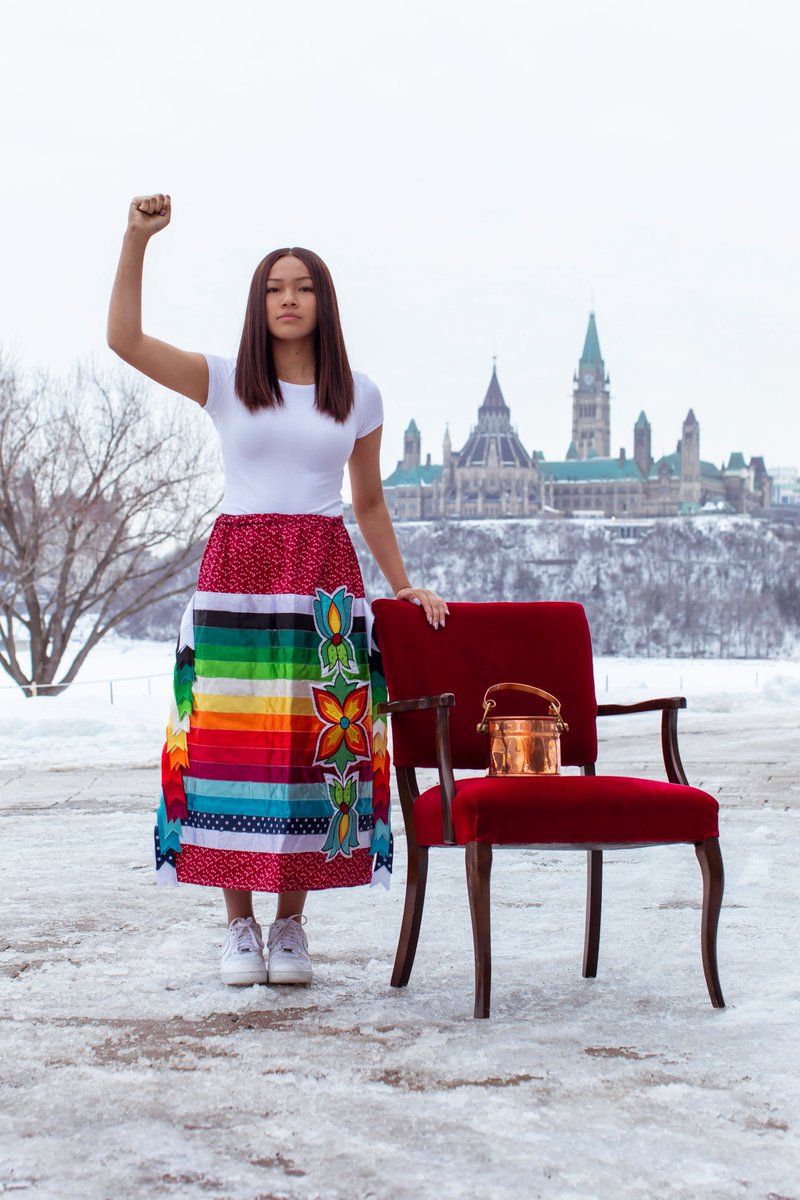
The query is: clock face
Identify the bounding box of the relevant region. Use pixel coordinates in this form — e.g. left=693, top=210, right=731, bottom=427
left=582, top=373, right=594, bottom=386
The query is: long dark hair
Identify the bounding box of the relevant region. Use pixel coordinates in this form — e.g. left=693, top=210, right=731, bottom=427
left=234, top=246, right=354, bottom=422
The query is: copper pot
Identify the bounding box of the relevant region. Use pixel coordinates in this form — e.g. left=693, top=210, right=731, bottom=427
left=476, top=683, right=568, bottom=776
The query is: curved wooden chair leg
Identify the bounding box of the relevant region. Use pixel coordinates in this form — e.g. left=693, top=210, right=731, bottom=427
left=466, top=841, right=493, bottom=1018
left=582, top=849, right=603, bottom=978
left=391, top=845, right=429, bottom=988
left=695, top=837, right=725, bottom=1008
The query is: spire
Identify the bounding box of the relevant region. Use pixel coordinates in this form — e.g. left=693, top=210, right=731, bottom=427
left=443, top=423, right=451, bottom=448
left=683, top=409, right=698, bottom=428
left=580, top=312, right=602, bottom=364
left=405, top=418, right=419, bottom=435
left=635, top=410, right=650, bottom=429
left=479, top=360, right=509, bottom=413
left=580, top=312, right=603, bottom=367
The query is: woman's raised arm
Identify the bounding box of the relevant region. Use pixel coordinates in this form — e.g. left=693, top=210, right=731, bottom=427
left=107, top=194, right=209, bottom=406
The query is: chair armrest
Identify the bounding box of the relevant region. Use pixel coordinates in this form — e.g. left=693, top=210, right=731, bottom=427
left=377, top=693, right=457, bottom=845
left=597, top=697, right=689, bottom=786
left=378, top=692, right=456, bottom=715
left=597, top=697, right=686, bottom=716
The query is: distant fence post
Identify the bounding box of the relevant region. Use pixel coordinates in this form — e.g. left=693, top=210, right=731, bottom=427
left=109, top=680, right=114, bottom=706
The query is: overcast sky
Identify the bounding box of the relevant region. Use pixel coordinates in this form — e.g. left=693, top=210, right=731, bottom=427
left=2, top=0, right=798, bottom=487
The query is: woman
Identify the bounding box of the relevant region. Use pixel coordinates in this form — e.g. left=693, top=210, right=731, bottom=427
left=107, top=193, right=448, bottom=988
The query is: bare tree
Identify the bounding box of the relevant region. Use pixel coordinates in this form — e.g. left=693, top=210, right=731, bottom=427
left=0, top=353, right=219, bottom=695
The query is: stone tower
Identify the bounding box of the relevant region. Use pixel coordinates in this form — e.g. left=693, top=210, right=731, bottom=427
left=403, top=419, right=421, bottom=473
left=441, top=423, right=453, bottom=494
left=442, top=423, right=452, bottom=471
left=634, top=411, right=652, bottom=476
left=571, top=312, right=611, bottom=459
left=679, top=409, right=701, bottom=506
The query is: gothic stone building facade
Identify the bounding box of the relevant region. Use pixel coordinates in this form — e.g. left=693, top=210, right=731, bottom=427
left=381, top=314, right=771, bottom=521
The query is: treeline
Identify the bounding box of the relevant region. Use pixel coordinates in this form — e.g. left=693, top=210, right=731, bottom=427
left=348, top=516, right=800, bottom=659
left=122, top=516, right=800, bottom=659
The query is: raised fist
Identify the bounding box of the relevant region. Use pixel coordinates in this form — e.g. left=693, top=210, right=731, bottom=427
left=128, top=193, right=171, bottom=237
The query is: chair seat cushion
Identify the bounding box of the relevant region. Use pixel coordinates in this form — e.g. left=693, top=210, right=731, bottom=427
left=413, top=774, right=719, bottom=846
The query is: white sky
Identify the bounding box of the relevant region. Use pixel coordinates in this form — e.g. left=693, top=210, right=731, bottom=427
left=2, top=0, right=798, bottom=483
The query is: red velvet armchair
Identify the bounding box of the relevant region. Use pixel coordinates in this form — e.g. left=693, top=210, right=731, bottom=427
left=373, top=599, right=724, bottom=1019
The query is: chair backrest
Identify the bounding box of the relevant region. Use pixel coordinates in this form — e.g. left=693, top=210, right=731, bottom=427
left=372, top=600, right=598, bottom=770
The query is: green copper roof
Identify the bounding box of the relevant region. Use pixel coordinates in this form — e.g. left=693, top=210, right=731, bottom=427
left=726, top=452, right=746, bottom=470
left=383, top=462, right=442, bottom=488
left=580, top=312, right=603, bottom=366
left=405, top=419, right=419, bottom=435
left=538, top=457, right=645, bottom=483
left=635, top=411, right=650, bottom=429
left=565, top=441, right=579, bottom=460
left=649, top=453, right=722, bottom=482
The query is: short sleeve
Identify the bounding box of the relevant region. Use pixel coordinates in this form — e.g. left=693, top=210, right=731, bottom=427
left=203, top=353, right=236, bottom=418
left=356, top=375, right=384, bottom=439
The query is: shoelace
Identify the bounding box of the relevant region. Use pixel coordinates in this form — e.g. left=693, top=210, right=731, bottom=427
left=268, top=916, right=308, bottom=954
left=226, top=916, right=264, bottom=955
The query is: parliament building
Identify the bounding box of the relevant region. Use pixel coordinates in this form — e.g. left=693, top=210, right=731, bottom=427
left=380, top=314, right=771, bottom=521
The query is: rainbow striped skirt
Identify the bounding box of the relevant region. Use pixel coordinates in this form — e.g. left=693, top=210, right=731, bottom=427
left=153, top=512, right=391, bottom=892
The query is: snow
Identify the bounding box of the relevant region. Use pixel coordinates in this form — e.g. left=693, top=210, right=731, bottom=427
left=1, top=635, right=798, bottom=771
left=1, top=639, right=799, bottom=1198
left=0, top=636, right=173, bottom=770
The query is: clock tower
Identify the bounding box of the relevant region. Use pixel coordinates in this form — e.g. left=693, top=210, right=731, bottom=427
left=571, top=312, right=611, bottom=459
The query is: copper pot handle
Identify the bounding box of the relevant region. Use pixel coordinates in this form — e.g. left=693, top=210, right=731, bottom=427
left=477, top=682, right=567, bottom=733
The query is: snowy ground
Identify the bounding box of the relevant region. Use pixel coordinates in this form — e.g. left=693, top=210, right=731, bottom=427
left=1, top=640, right=799, bottom=1199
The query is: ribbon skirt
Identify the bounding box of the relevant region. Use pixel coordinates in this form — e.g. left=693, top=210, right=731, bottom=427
left=153, top=513, right=392, bottom=892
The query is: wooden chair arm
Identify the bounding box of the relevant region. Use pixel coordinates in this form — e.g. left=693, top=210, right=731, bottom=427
left=378, top=693, right=456, bottom=715
left=596, top=697, right=689, bottom=786
left=597, top=697, right=686, bottom=716
left=377, top=693, right=457, bottom=845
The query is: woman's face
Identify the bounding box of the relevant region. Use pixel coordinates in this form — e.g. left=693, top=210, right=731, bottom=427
left=265, top=255, right=318, bottom=341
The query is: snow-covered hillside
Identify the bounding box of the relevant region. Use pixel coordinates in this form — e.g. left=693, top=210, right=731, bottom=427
left=349, top=515, right=800, bottom=658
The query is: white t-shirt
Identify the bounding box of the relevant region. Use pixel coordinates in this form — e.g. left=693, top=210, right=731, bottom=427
left=203, top=354, right=383, bottom=517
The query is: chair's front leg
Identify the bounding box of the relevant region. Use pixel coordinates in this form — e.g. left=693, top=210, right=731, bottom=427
left=695, top=837, right=725, bottom=1008
left=391, top=845, right=429, bottom=989
left=466, top=841, right=493, bottom=1018
left=583, top=850, right=603, bottom=978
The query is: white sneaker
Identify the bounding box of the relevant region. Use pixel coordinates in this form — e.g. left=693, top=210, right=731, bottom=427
left=267, top=915, right=312, bottom=985
left=220, top=916, right=268, bottom=986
